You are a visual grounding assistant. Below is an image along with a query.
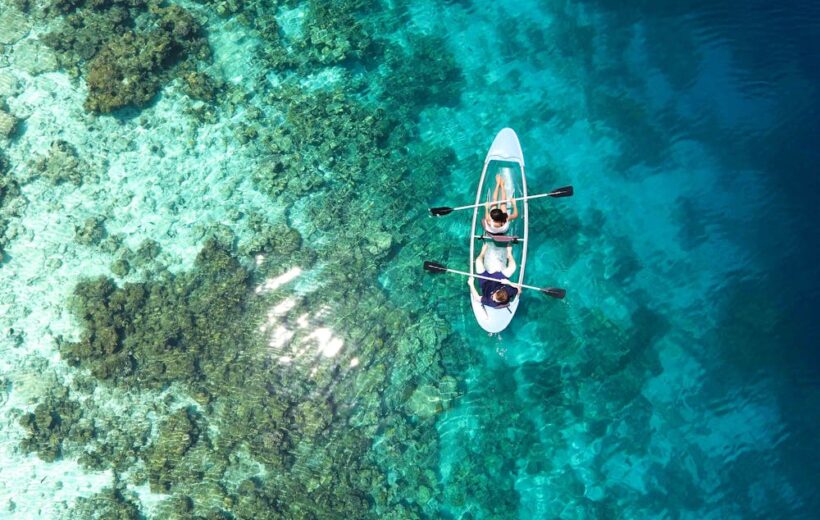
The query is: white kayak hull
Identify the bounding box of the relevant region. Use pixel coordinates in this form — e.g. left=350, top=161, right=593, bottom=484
left=469, top=128, right=529, bottom=334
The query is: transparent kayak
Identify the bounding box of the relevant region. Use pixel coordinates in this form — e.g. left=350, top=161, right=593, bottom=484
left=469, top=128, right=528, bottom=333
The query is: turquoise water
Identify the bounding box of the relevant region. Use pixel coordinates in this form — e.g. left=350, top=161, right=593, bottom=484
left=0, top=0, right=818, bottom=518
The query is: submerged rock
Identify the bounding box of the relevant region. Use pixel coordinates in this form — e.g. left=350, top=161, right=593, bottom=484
left=28, top=140, right=85, bottom=185
left=0, top=110, right=17, bottom=140
left=0, top=72, right=21, bottom=98
left=0, top=8, right=29, bottom=45
left=406, top=384, right=443, bottom=419
left=75, top=216, right=107, bottom=246
left=11, top=39, right=58, bottom=75
left=84, top=30, right=176, bottom=113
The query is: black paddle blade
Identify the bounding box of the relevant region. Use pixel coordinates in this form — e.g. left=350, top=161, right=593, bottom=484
left=549, top=185, right=574, bottom=198
left=429, top=207, right=454, bottom=216
left=543, top=287, right=566, bottom=299
left=423, top=261, right=447, bottom=273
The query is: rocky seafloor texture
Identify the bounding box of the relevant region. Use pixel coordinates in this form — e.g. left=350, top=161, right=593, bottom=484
left=1, top=0, right=819, bottom=518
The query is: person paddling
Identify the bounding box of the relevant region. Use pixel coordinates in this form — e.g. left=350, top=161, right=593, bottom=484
left=482, top=174, right=519, bottom=235
left=467, top=243, right=520, bottom=308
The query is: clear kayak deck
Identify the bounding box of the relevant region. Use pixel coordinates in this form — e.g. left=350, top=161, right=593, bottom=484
left=469, top=129, right=528, bottom=334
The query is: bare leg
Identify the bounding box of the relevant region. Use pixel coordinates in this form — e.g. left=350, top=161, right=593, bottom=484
left=486, top=178, right=502, bottom=221
left=492, top=176, right=503, bottom=208
left=496, top=176, right=509, bottom=213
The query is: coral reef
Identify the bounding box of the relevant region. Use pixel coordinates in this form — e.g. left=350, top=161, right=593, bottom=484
left=75, top=216, right=107, bottom=246
left=17, top=383, right=87, bottom=462
left=40, top=0, right=210, bottom=112
left=84, top=30, right=174, bottom=113
left=52, top=209, right=457, bottom=516
left=239, top=212, right=304, bottom=260
left=60, top=238, right=250, bottom=387
left=0, top=109, right=17, bottom=139
left=85, top=5, right=209, bottom=112
left=41, top=4, right=139, bottom=74
left=27, top=140, right=89, bottom=185
left=0, top=71, right=22, bottom=98
left=110, top=257, right=130, bottom=277
left=295, top=0, right=376, bottom=66
left=180, top=70, right=223, bottom=102
left=0, top=7, right=30, bottom=45
left=145, top=408, right=202, bottom=492
left=67, top=482, right=142, bottom=520
left=0, top=152, right=24, bottom=263
left=379, top=34, right=464, bottom=120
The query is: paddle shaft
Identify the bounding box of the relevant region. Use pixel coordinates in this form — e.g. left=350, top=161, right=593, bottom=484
left=443, top=191, right=559, bottom=213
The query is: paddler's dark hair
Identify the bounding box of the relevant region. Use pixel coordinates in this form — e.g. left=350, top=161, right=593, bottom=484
left=490, top=208, right=508, bottom=223
left=494, top=287, right=510, bottom=303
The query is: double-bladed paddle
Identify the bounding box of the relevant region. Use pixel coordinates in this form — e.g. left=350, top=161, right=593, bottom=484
left=423, top=261, right=566, bottom=299
left=429, top=185, right=574, bottom=217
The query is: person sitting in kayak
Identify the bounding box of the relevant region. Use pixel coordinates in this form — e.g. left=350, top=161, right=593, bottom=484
left=467, top=243, right=520, bottom=307
left=483, top=174, right=519, bottom=235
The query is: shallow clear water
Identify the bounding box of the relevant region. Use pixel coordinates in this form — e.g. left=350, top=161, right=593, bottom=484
left=0, top=0, right=818, bottom=518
